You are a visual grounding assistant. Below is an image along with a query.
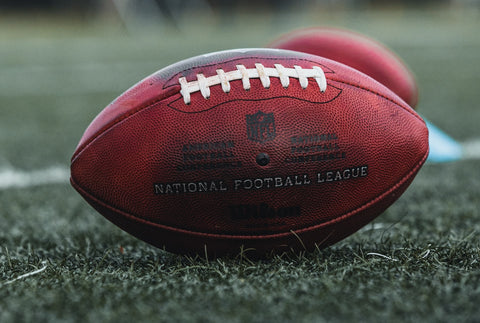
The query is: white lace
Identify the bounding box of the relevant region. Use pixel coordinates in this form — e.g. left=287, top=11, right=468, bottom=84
left=178, top=63, right=327, bottom=104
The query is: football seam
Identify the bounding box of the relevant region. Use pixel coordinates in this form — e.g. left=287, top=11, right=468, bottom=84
left=72, top=73, right=336, bottom=162
left=70, top=146, right=428, bottom=241
left=167, top=86, right=344, bottom=114
left=72, top=58, right=409, bottom=162
left=71, top=71, right=429, bottom=240
left=328, top=78, right=423, bottom=123
left=72, top=58, right=332, bottom=162
left=71, top=86, right=179, bottom=163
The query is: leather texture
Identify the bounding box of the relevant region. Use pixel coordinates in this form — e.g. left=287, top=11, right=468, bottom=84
left=71, top=48, right=428, bottom=256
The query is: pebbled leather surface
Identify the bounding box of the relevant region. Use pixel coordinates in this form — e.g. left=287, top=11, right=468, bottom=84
left=71, top=48, right=428, bottom=256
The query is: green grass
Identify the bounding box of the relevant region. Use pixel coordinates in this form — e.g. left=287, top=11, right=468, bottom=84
left=1, top=7, right=480, bottom=323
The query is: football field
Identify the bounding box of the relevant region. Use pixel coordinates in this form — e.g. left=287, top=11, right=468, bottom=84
left=1, top=7, right=480, bottom=322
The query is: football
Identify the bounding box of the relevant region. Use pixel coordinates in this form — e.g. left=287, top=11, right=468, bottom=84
left=71, top=48, right=428, bottom=257
left=268, top=27, right=419, bottom=108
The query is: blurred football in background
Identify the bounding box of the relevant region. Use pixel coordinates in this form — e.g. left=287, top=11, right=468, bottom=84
left=268, top=27, right=419, bottom=108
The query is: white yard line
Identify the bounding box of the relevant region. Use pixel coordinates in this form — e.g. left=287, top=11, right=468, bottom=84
left=462, top=138, right=480, bottom=160
left=0, top=166, right=69, bottom=190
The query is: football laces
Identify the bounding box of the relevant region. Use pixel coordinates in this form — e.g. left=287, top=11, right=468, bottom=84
left=179, top=63, right=327, bottom=104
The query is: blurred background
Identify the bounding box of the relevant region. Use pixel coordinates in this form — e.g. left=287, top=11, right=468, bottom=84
left=0, top=0, right=479, bottom=169
left=1, top=0, right=480, bottom=18
left=1, top=0, right=479, bottom=34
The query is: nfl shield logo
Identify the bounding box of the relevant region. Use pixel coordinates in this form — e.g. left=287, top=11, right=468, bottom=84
left=246, top=111, right=276, bottom=143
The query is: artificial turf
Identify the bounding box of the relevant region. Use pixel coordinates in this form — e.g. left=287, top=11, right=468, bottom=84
left=1, top=7, right=479, bottom=322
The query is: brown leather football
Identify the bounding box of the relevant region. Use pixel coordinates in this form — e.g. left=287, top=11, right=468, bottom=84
left=71, top=48, right=428, bottom=256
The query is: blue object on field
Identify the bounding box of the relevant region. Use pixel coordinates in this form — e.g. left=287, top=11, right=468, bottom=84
left=424, top=118, right=463, bottom=163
